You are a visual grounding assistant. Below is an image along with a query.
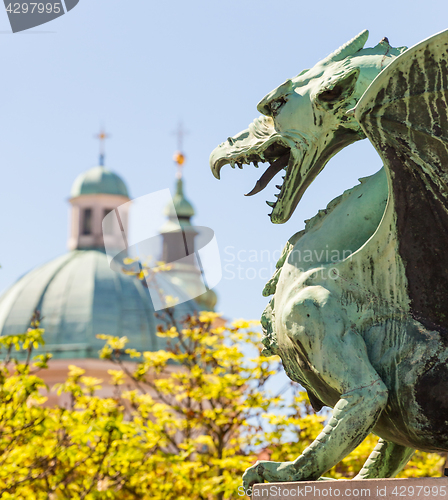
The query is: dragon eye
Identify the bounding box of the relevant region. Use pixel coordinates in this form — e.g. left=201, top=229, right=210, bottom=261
left=317, top=84, right=344, bottom=102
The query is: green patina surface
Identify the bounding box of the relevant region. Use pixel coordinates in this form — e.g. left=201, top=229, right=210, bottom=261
left=71, top=165, right=130, bottom=198
left=0, top=249, right=199, bottom=359
left=210, top=29, right=448, bottom=487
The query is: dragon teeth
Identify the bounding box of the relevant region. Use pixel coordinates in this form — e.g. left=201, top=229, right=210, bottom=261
left=254, top=161, right=259, bottom=168
left=274, top=194, right=279, bottom=198
left=275, top=184, right=282, bottom=189
left=266, top=201, right=275, bottom=208
left=230, top=160, right=236, bottom=168
left=237, top=162, right=243, bottom=169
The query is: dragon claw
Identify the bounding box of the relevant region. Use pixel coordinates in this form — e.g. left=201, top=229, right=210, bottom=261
left=242, top=462, right=265, bottom=494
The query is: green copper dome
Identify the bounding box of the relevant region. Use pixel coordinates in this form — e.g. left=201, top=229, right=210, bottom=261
left=71, top=166, right=129, bottom=198
left=0, top=250, right=199, bottom=359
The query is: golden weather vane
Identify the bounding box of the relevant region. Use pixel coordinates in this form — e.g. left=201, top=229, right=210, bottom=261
left=172, top=121, right=188, bottom=178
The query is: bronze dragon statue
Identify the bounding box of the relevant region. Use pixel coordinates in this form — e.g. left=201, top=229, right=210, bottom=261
left=210, top=29, right=448, bottom=486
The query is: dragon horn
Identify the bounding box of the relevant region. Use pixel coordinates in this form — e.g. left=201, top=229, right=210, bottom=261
left=322, top=30, right=369, bottom=63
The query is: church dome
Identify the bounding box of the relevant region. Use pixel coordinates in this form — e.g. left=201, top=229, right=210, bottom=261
left=70, top=166, right=129, bottom=198
left=0, top=249, right=198, bottom=359
left=0, top=134, right=217, bottom=363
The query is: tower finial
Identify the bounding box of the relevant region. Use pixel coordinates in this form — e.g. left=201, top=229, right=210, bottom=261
left=94, top=128, right=110, bottom=166
left=172, top=121, right=188, bottom=179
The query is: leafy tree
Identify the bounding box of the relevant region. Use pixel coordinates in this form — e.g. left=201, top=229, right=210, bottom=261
left=0, top=312, right=444, bottom=499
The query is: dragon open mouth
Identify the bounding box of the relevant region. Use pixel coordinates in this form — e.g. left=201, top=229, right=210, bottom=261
left=210, top=119, right=363, bottom=224
left=245, top=151, right=290, bottom=198
left=211, top=137, right=294, bottom=216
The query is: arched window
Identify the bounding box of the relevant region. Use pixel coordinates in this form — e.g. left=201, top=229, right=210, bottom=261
left=103, top=208, right=114, bottom=235
left=82, top=208, right=92, bottom=235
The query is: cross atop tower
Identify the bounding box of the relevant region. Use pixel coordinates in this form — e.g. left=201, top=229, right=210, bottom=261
left=94, top=128, right=111, bottom=166
left=175, top=121, right=186, bottom=152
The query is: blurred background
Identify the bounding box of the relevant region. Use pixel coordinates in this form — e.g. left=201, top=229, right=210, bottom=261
left=0, top=0, right=446, bottom=321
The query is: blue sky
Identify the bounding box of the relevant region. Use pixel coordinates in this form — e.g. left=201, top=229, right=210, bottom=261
left=1, top=0, right=447, bottom=321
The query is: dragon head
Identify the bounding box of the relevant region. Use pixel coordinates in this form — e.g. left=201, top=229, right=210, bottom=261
left=210, top=30, right=406, bottom=223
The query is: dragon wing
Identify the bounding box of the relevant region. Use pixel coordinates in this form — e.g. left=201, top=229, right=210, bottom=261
left=354, top=29, right=448, bottom=333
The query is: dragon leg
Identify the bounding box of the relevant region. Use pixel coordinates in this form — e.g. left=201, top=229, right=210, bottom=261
left=243, top=286, right=389, bottom=490
left=354, top=439, right=415, bottom=479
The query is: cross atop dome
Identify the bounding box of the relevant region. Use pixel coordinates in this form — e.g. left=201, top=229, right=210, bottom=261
left=94, top=128, right=111, bottom=166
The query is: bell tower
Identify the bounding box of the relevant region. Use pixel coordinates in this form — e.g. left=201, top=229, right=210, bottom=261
left=68, top=130, right=130, bottom=251
left=159, top=124, right=217, bottom=311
